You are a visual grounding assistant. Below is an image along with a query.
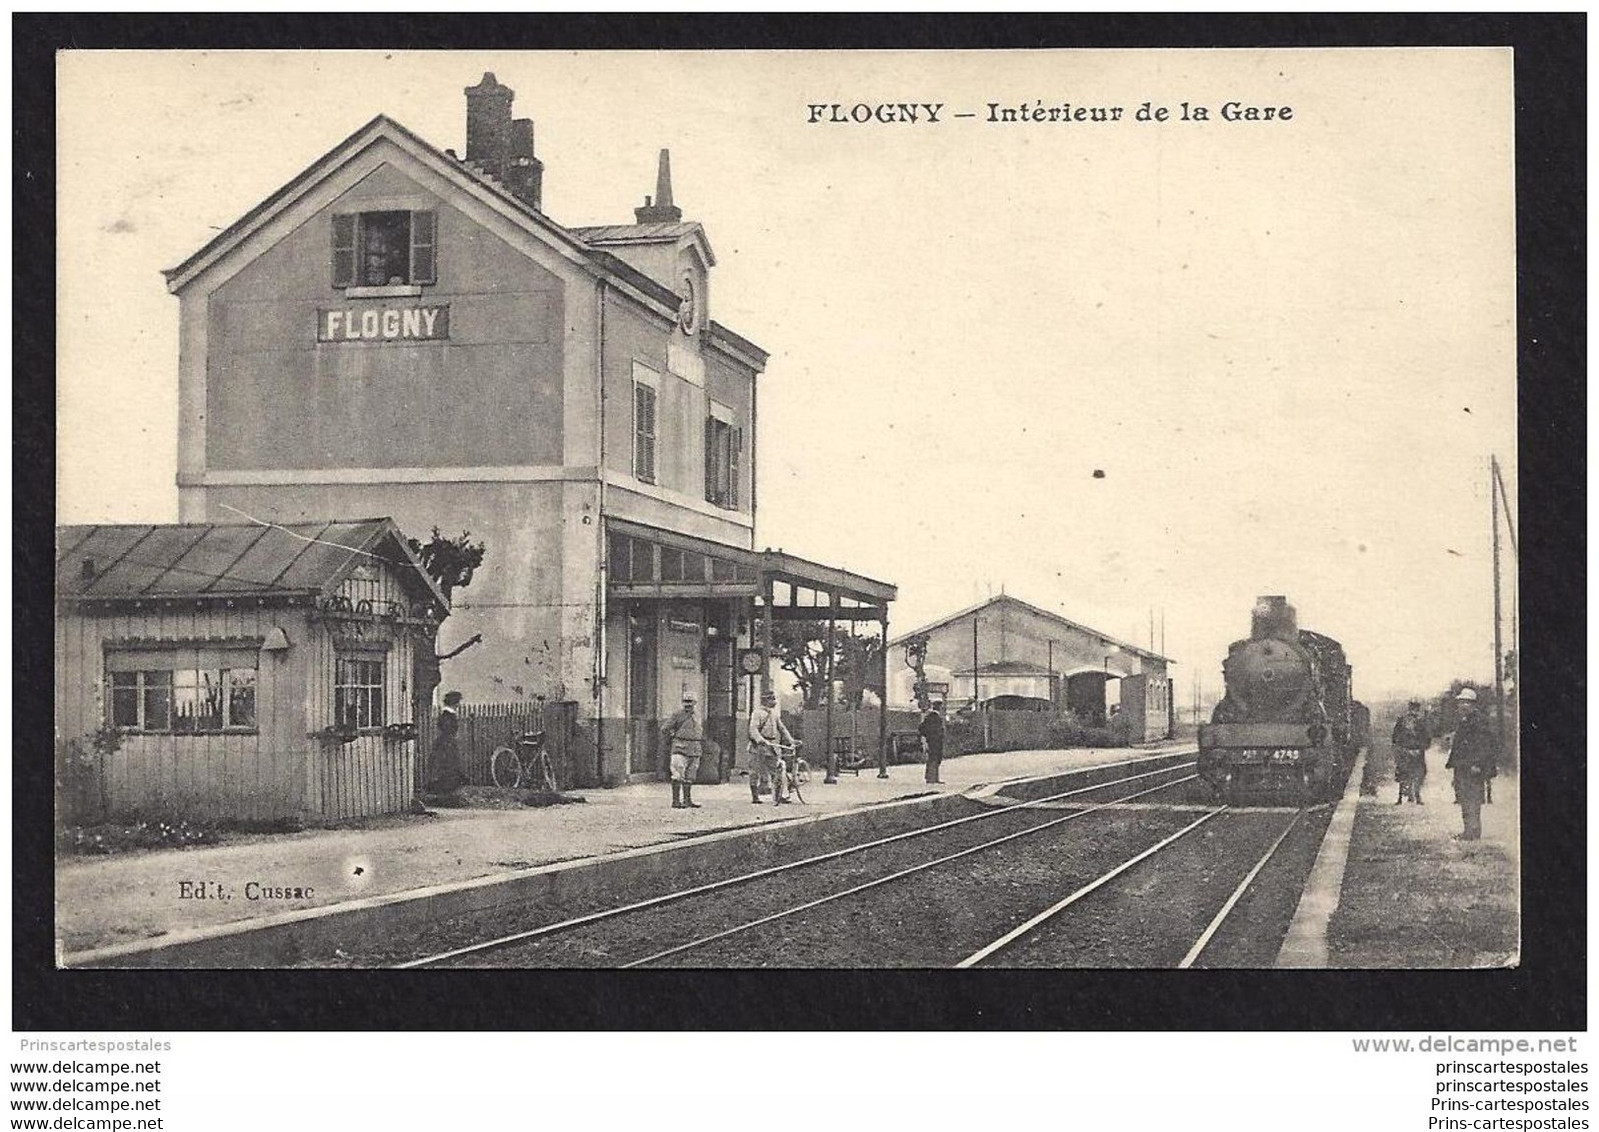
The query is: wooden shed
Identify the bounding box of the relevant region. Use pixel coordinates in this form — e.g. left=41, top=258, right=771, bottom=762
left=55, top=518, right=449, bottom=824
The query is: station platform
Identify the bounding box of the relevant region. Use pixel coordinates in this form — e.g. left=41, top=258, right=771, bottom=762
left=1283, top=741, right=1519, bottom=968
left=56, top=742, right=1191, bottom=957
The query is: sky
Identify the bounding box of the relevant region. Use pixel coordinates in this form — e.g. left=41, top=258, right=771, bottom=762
left=56, top=49, right=1518, bottom=705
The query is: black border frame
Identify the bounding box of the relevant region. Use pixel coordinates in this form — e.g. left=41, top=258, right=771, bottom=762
left=15, top=13, right=1584, bottom=1031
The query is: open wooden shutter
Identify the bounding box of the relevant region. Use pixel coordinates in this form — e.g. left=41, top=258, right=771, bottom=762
left=331, top=214, right=356, bottom=287
left=730, top=426, right=742, bottom=509
left=409, top=210, right=437, bottom=284
left=704, top=415, right=718, bottom=503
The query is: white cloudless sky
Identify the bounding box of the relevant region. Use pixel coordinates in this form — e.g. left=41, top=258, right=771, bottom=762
left=57, top=49, right=1517, bottom=704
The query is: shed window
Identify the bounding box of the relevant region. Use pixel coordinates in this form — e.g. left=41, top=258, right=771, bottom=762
left=335, top=655, right=386, bottom=729
left=106, top=655, right=258, bottom=734
left=332, top=210, right=437, bottom=288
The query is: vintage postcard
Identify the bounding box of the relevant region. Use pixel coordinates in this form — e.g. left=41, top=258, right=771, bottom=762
left=55, top=48, right=1519, bottom=971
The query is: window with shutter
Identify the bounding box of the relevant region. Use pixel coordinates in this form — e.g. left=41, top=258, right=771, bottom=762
left=331, top=210, right=438, bottom=288
left=703, top=416, right=740, bottom=509
left=634, top=382, right=657, bottom=483
left=704, top=415, right=718, bottom=504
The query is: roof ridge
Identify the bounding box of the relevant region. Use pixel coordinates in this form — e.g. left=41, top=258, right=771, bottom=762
left=889, top=593, right=1171, bottom=662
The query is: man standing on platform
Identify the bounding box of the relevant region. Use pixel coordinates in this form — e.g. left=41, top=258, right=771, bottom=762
left=1391, top=699, right=1432, bottom=804
left=749, top=689, right=794, bottom=806
left=663, top=696, right=704, bottom=810
left=919, top=700, right=947, bottom=785
left=1445, top=688, right=1497, bottom=840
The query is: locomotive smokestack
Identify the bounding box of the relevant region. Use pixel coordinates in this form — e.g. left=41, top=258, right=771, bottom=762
left=1251, top=595, right=1298, bottom=642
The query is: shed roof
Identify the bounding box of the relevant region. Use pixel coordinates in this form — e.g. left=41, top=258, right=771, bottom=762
left=56, top=518, right=448, bottom=611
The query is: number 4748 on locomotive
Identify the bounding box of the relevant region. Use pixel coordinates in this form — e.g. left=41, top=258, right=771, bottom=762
left=1198, top=596, right=1370, bottom=804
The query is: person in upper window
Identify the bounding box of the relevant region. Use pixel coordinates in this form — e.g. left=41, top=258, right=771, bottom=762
left=919, top=700, right=947, bottom=786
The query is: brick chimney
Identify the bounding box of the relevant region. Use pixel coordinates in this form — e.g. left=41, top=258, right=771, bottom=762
left=502, top=117, right=544, bottom=211
left=634, top=149, right=683, bottom=224
left=464, top=72, right=515, bottom=179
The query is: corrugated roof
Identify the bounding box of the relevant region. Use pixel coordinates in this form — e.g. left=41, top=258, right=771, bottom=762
left=56, top=519, right=444, bottom=608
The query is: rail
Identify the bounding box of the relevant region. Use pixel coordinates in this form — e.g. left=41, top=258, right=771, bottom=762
left=397, top=750, right=1197, bottom=969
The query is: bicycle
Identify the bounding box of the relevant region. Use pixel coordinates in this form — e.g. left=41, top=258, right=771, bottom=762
left=776, top=741, right=808, bottom=804
left=489, top=730, right=558, bottom=793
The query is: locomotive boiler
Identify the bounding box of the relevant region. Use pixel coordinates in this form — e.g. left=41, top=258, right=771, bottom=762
left=1198, top=596, right=1364, bottom=802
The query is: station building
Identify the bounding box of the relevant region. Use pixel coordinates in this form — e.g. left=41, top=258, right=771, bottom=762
left=162, top=74, right=894, bottom=786
left=887, top=595, right=1175, bottom=743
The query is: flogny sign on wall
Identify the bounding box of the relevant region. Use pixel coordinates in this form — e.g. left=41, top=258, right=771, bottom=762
left=317, top=306, right=450, bottom=342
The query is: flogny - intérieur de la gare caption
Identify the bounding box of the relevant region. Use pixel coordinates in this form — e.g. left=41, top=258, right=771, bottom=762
left=806, top=101, right=1294, bottom=125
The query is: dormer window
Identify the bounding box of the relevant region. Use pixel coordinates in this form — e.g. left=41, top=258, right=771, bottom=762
left=332, top=210, right=437, bottom=288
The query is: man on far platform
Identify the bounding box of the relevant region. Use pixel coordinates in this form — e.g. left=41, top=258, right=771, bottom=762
left=1445, top=688, right=1497, bottom=841
left=1391, top=699, right=1432, bottom=804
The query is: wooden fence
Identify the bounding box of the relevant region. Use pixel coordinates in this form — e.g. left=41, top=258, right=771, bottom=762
left=419, top=700, right=584, bottom=790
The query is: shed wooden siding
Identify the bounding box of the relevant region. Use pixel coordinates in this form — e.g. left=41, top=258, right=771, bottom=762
left=53, top=602, right=311, bottom=822
left=303, top=570, right=426, bottom=819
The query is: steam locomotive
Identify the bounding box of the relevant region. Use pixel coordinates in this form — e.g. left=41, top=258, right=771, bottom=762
left=1198, top=596, right=1368, bottom=803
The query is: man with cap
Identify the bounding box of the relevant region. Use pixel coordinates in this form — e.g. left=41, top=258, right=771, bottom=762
left=662, top=695, right=704, bottom=809
left=748, top=688, right=795, bottom=805
left=1391, top=699, right=1432, bottom=804
left=1444, top=688, right=1497, bottom=840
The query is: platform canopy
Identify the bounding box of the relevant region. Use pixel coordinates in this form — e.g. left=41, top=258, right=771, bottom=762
left=605, top=517, right=895, bottom=620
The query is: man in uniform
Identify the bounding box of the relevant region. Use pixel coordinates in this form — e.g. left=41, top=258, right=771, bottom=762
left=919, top=700, right=947, bottom=785
left=1445, top=687, right=1497, bottom=840
left=1391, top=699, right=1432, bottom=804
left=662, top=696, right=704, bottom=810
left=748, top=689, right=794, bottom=806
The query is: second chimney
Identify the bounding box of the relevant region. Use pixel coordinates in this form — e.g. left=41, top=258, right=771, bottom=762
left=464, top=72, right=515, bottom=179
left=503, top=117, right=544, bottom=211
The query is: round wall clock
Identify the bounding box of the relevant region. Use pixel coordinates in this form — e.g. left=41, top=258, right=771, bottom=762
left=678, top=274, right=700, bottom=334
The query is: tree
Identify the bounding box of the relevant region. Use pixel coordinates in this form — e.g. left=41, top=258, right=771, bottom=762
left=407, top=528, right=486, bottom=603
left=768, top=621, right=883, bottom=709
left=408, top=528, right=488, bottom=702
left=770, top=620, right=832, bottom=708
left=837, top=630, right=885, bottom=709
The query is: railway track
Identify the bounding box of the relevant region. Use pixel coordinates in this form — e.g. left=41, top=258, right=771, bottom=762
left=956, top=805, right=1310, bottom=968
left=399, top=752, right=1200, bottom=968
left=398, top=746, right=1342, bottom=969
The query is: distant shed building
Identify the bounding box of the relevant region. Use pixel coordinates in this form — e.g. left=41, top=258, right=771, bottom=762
left=889, top=595, right=1175, bottom=743
left=55, top=519, right=449, bottom=823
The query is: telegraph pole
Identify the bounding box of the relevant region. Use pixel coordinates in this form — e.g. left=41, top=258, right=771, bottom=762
left=1490, top=454, right=1506, bottom=757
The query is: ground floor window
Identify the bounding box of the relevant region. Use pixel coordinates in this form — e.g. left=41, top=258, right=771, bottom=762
left=335, top=655, right=386, bottom=729
left=106, top=650, right=257, bottom=733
